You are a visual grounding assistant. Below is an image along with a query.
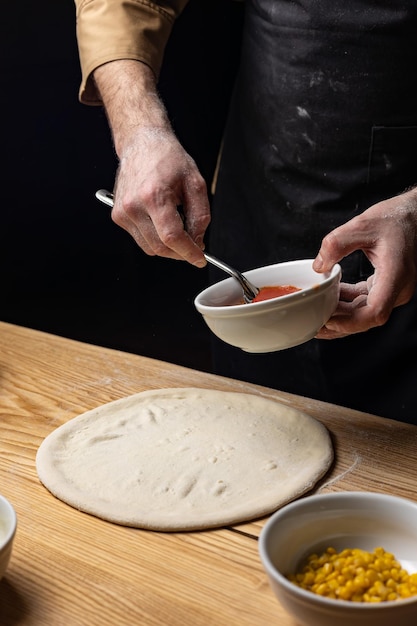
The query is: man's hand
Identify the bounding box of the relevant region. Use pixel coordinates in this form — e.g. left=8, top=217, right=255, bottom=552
left=94, top=60, right=210, bottom=267
left=313, top=188, right=417, bottom=338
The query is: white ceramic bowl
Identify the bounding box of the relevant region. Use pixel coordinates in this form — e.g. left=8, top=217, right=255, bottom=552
left=194, top=259, right=341, bottom=352
left=258, top=492, right=417, bottom=626
left=0, top=494, right=17, bottom=581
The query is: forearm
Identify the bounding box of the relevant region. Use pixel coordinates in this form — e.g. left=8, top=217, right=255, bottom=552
left=75, top=2, right=209, bottom=264
left=93, top=60, right=171, bottom=157
left=92, top=57, right=210, bottom=265
left=74, top=0, right=189, bottom=103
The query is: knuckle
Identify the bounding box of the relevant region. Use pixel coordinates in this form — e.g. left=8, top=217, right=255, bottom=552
left=191, top=212, right=211, bottom=233
left=152, top=234, right=175, bottom=255
left=194, top=176, right=208, bottom=195
left=160, top=229, right=180, bottom=249
left=111, top=206, right=128, bottom=228
left=373, top=310, right=390, bottom=327
left=186, top=169, right=207, bottom=194
left=321, top=230, right=340, bottom=253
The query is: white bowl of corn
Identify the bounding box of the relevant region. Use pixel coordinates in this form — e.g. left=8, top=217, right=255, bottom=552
left=258, top=492, right=417, bottom=626
left=0, top=494, right=17, bottom=581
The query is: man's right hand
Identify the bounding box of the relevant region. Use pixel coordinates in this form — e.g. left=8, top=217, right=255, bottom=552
left=94, top=60, right=210, bottom=267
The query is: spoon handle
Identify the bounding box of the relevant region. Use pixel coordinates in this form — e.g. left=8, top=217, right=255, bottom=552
left=95, top=189, right=259, bottom=302
left=204, top=253, right=259, bottom=303
left=95, top=189, right=115, bottom=208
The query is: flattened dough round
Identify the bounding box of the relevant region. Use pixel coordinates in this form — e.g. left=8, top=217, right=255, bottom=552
left=36, top=387, right=333, bottom=531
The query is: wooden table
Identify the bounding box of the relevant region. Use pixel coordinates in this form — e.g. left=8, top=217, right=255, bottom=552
left=1, top=321, right=416, bottom=625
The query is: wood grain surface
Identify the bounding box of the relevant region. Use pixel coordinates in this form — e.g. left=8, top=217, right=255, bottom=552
left=1, top=322, right=416, bottom=625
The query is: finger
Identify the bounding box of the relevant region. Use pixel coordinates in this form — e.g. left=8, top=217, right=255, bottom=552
left=339, top=281, right=369, bottom=302
left=323, top=294, right=388, bottom=335
left=316, top=293, right=371, bottom=338
left=313, top=220, right=372, bottom=273
left=110, top=201, right=158, bottom=257
left=315, top=325, right=351, bottom=340
left=112, top=192, right=204, bottom=263
left=148, top=202, right=207, bottom=266
left=138, top=159, right=209, bottom=263
left=364, top=264, right=410, bottom=312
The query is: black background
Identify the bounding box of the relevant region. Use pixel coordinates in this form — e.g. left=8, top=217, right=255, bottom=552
left=0, top=1, right=243, bottom=371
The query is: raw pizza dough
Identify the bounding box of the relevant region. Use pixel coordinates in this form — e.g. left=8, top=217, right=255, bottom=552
left=36, top=387, right=333, bottom=531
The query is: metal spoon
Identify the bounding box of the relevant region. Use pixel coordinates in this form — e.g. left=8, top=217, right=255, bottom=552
left=95, top=189, right=260, bottom=303
left=201, top=253, right=259, bottom=303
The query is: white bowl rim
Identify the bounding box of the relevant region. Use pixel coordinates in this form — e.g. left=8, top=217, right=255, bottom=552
left=258, top=491, right=417, bottom=610
left=0, top=494, right=17, bottom=548
left=195, top=259, right=341, bottom=313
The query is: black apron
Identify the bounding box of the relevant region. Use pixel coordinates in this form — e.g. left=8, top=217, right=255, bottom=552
left=209, top=0, right=417, bottom=423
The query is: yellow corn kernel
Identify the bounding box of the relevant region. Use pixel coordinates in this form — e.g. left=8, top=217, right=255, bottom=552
left=301, top=571, right=315, bottom=585
left=337, top=587, right=353, bottom=601
left=351, top=593, right=364, bottom=602
left=287, top=546, right=417, bottom=603
left=315, top=583, right=329, bottom=596
left=327, top=578, right=340, bottom=591
left=322, top=562, right=333, bottom=575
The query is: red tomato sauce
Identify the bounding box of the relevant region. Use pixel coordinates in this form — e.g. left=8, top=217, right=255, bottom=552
left=252, top=284, right=301, bottom=303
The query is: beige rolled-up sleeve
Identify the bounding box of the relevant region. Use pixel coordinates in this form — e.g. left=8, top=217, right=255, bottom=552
left=74, top=0, right=189, bottom=105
